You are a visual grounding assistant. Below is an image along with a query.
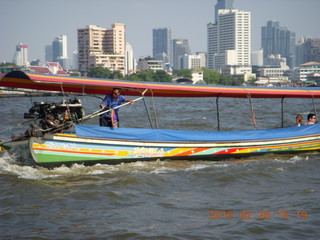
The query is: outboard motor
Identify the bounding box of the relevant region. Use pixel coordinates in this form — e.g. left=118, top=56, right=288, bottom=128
left=12, top=98, right=84, bottom=140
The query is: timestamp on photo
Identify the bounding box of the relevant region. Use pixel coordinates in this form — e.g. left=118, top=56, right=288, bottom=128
left=208, top=210, right=308, bottom=220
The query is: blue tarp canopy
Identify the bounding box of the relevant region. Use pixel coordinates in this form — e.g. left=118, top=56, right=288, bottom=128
left=75, top=124, right=320, bottom=142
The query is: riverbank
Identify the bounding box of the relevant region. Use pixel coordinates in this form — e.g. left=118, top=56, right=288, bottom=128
left=0, top=91, right=75, bottom=98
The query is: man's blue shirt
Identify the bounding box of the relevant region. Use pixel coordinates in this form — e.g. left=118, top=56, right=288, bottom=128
left=101, top=94, right=126, bottom=118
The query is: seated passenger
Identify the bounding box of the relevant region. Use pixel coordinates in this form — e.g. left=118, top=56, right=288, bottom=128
left=304, top=113, right=316, bottom=125
left=295, top=114, right=303, bottom=126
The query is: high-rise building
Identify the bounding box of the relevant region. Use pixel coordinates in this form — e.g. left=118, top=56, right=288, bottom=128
left=72, top=51, right=78, bottom=70
left=13, top=43, right=28, bottom=66
left=207, top=9, right=251, bottom=72
left=77, top=23, right=126, bottom=76
left=296, top=38, right=320, bottom=65
left=45, top=45, right=53, bottom=62
left=125, top=42, right=135, bottom=75
left=215, top=0, right=234, bottom=22
left=207, top=23, right=218, bottom=69
left=45, top=35, right=70, bottom=69
left=153, top=28, right=172, bottom=66
left=52, top=35, right=67, bottom=61
left=261, top=20, right=296, bottom=68
left=172, top=39, right=191, bottom=69
left=251, top=49, right=264, bottom=66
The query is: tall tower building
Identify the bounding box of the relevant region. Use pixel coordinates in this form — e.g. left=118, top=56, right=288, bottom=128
left=13, top=43, right=28, bottom=66
left=45, top=45, right=53, bottom=62
left=52, top=35, right=69, bottom=69
left=172, top=39, right=191, bottom=69
left=215, top=0, right=234, bottom=22
left=52, top=35, right=67, bottom=61
left=77, top=23, right=126, bottom=76
left=72, top=51, right=78, bottom=70
left=261, top=20, right=296, bottom=68
left=153, top=28, right=172, bottom=66
left=125, top=42, right=135, bottom=75
left=207, top=9, right=251, bottom=71
left=296, top=38, right=320, bottom=65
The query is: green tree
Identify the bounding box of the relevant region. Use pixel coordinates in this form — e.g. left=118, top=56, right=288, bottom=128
left=202, top=68, right=220, bottom=84
left=173, top=69, right=192, bottom=78
left=88, top=67, right=112, bottom=78
left=110, top=70, right=124, bottom=79
left=127, top=73, right=142, bottom=81
left=0, top=62, right=19, bottom=67
left=153, top=70, right=172, bottom=82
left=135, top=70, right=154, bottom=82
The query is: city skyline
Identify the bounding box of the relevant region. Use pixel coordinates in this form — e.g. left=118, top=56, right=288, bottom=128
left=1, top=0, right=319, bottom=64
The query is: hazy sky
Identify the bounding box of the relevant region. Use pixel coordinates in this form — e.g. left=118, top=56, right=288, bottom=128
left=1, top=0, right=319, bottom=63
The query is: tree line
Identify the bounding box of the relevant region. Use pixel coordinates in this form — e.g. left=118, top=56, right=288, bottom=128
left=0, top=63, right=244, bottom=86
left=88, top=67, right=244, bottom=86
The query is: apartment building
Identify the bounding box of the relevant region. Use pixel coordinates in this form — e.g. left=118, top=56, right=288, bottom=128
left=78, top=23, right=125, bottom=76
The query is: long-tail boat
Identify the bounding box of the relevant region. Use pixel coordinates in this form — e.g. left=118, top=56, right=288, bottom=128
left=1, top=71, right=320, bottom=167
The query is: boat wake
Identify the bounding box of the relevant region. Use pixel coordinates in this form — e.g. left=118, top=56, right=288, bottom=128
left=0, top=150, right=312, bottom=181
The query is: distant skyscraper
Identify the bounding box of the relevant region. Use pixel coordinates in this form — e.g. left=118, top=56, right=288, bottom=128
left=44, top=35, right=69, bottom=69
left=13, top=43, right=28, bottom=66
left=153, top=28, right=172, bottom=66
left=215, top=0, right=234, bottom=22
left=172, top=39, right=191, bottom=69
left=72, top=51, right=78, bottom=70
left=251, top=49, right=264, bottom=66
left=296, top=38, right=320, bottom=65
left=125, top=42, right=135, bottom=75
left=261, top=20, right=296, bottom=68
left=52, top=35, right=67, bottom=61
left=45, top=45, right=53, bottom=62
left=207, top=9, right=251, bottom=71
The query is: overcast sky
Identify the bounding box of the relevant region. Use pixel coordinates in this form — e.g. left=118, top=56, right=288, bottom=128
left=1, top=0, right=319, bottom=63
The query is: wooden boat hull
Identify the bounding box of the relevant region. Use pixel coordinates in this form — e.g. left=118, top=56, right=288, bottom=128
left=29, top=125, right=320, bottom=167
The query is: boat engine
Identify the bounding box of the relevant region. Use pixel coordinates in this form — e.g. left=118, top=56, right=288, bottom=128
left=13, top=98, right=84, bottom=140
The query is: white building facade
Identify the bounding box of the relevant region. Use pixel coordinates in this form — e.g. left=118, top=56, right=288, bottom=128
left=13, top=43, right=28, bottom=66
left=292, top=62, right=320, bottom=81
left=207, top=9, right=251, bottom=73
left=251, top=49, right=264, bottom=66
left=182, top=53, right=206, bottom=69
left=125, top=42, right=135, bottom=75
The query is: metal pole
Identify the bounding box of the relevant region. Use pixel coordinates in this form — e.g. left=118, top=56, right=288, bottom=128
left=312, top=95, right=317, bottom=119
left=281, top=97, right=284, bottom=128
left=150, top=89, right=159, bottom=129
left=216, top=96, right=220, bottom=131
left=80, top=96, right=144, bottom=122
left=142, top=96, right=154, bottom=129
left=247, top=94, right=257, bottom=128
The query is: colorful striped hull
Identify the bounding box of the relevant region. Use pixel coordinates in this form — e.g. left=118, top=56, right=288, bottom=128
left=29, top=133, right=320, bottom=167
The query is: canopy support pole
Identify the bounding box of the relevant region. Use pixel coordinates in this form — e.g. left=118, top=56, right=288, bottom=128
left=248, top=94, right=257, bottom=128
left=216, top=96, right=220, bottom=131
left=150, top=89, right=159, bottom=129
left=111, top=87, right=155, bottom=129
left=312, top=95, right=317, bottom=120
left=142, top=92, right=154, bottom=129
left=281, top=97, right=284, bottom=128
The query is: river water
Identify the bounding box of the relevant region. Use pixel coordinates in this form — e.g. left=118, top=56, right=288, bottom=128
left=0, top=95, right=319, bottom=239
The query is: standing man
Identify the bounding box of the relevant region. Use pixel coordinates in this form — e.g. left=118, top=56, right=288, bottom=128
left=99, top=88, right=133, bottom=127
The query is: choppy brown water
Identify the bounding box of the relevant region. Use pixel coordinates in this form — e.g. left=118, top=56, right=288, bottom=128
left=1, top=95, right=319, bottom=239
